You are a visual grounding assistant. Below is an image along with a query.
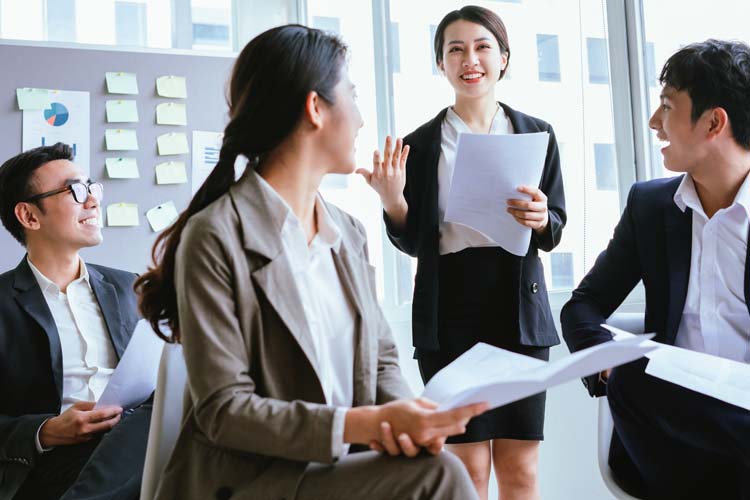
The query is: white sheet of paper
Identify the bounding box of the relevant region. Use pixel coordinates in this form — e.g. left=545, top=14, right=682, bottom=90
left=605, top=324, right=750, bottom=410
left=96, top=320, right=164, bottom=410
left=444, top=132, right=549, bottom=256
left=191, top=130, right=223, bottom=194
left=146, top=201, right=179, bottom=232
left=423, top=336, right=655, bottom=411
left=105, top=157, right=139, bottom=179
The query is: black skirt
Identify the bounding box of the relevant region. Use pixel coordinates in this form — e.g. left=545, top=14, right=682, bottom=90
left=416, top=247, right=549, bottom=443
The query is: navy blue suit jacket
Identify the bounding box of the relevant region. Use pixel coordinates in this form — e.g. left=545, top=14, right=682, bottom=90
left=0, top=258, right=140, bottom=499
left=561, top=175, right=750, bottom=397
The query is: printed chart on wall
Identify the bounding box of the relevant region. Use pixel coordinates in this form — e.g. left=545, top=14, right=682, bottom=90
left=191, top=130, right=223, bottom=195
left=22, top=90, right=91, bottom=175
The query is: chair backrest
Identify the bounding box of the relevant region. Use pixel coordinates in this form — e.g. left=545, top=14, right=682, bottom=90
left=599, top=313, right=645, bottom=500
left=139, top=343, right=188, bottom=500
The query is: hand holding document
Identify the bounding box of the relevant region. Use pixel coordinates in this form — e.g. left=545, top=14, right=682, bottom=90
left=444, top=132, right=549, bottom=256
left=96, top=320, right=164, bottom=410
left=605, top=324, right=750, bottom=410
left=422, top=336, right=655, bottom=411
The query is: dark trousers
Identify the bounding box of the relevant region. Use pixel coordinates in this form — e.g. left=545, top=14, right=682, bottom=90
left=607, top=358, right=750, bottom=500
left=14, top=404, right=151, bottom=500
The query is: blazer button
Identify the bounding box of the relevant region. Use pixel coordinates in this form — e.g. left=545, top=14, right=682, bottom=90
left=215, top=486, right=233, bottom=500
left=530, top=282, right=539, bottom=294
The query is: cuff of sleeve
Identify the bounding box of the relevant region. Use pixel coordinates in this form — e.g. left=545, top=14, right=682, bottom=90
left=35, top=418, right=54, bottom=454
left=331, top=407, right=350, bottom=460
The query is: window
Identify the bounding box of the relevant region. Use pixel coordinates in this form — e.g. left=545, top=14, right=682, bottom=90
left=390, top=22, right=401, bottom=73
left=586, top=37, right=609, bottom=84
left=312, top=15, right=341, bottom=34
left=47, top=0, right=75, bottom=42
left=116, top=1, right=147, bottom=47
left=594, top=143, right=617, bottom=191
left=429, top=24, right=439, bottom=75
left=645, top=41, right=657, bottom=87
left=551, top=252, right=574, bottom=289
left=536, top=34, right=561, bottom=82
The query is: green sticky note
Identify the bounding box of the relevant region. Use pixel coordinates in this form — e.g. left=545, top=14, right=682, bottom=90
left=156, top=75, right=187, bottom=98
left=146, top=201, right=179, bottom=232
left=105, top=129, right=139, bottom=151
left=157, top=132, right=189, bottom=155
left=106, top=203, right=140, bottom=226
left=155, top=161, right=187, bottom=184
left=106, top=100, right=139, bottom=123
left=106, top=72, right=139, bottom=95
left=156, top=102, right=187, bottom=126
left=105, top=157, right=139, bottom=179
left=16, top=88, right=51, bottom=110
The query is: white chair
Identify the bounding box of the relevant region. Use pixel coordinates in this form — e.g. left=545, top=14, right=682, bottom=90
left=139, top=343, right=188, bottom=500
left=600, top=313, right=645, bottom=500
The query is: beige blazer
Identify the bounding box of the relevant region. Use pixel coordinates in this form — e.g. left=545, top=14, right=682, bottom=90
left=154, top=171, right=413, bottom=500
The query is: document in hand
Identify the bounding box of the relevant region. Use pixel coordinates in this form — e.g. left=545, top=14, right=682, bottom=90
left=444, top=132, right=549, bottom=256
left=422, top=336, right=656, bottom=411
left=605, top=324, right=750, bottom=411
left=95, top=320, right=165, bottom=410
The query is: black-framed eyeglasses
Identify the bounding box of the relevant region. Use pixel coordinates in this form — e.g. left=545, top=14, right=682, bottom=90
left=24, top=181, right=104, bottom=204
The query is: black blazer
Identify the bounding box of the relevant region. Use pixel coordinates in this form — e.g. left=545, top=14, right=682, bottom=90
left=561, top=175, right=750, bottom=397
left=0, top=258, right=140, bottom=499
left=384, top=103, right=566, bottom=351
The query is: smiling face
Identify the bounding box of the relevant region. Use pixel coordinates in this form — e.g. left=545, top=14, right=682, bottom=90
left=439, top=20, right=508, bottom=100
left=318, top=69, right=364, bottom=175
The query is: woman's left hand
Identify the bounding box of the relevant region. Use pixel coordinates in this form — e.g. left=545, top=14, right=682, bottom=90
left=507, top=185, right=549, bottom=233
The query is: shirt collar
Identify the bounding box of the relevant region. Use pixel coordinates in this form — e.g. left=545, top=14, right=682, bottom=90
left=674, top=172, right=750, bottom=220
left=27, top=256, right=89, bottom=295
left=445, top=103, right=508, bottom=135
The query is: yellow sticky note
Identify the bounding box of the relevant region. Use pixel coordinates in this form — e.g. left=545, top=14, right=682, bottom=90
left=156, top=102, right=187, bottom=126
left=107, top=203, right=140, bottom=226
left=106, top=100, right=139, bottom=123
left=105, top=158, right=139, bottom=179
left=156, top=75, right=187, bottom=98
left=105, top=129, right=139, bottom=151
left=16, top=88, right=51, bottom=110
left=155, top=161, right=187, bottom=184
left=146, top=201, right=179, bottom=232
left=106, top=72, right=139, bottom=95
left=157, top=132, right=189, bottom=155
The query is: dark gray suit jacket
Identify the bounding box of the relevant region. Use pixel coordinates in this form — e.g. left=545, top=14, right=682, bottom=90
left=0, top=258, right=139, bottom=499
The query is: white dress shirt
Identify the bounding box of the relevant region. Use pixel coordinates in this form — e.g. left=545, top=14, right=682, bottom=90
left=28, top=257, right=117, bottom=452
left=438, top=105, right=514, bottom=255
left=673, top=173, right=750, bottom=362
left=255, top=172, right=356, bottom=459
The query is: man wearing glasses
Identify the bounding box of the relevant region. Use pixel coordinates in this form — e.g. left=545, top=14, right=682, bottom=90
left=0, top=143, right=150, bottom=500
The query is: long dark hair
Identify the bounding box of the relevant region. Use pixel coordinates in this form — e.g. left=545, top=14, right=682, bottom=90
left=135, top=24, right=347, bottom=342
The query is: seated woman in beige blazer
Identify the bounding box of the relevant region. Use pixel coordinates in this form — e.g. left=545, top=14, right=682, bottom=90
left=135, top=24, right=487, bottom=500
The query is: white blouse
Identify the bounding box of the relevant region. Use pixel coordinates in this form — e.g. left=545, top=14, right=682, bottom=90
left=438, top=105, right=514, bottom=255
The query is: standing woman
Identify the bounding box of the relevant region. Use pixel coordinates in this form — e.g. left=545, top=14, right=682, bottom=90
left=135, top=24, right=486, bottom=500
left=359, top=6, right=565, bottom=500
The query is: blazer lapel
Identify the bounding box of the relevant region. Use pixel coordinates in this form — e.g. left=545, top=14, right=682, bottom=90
left=745, top=226, right=750, bottom=317
left=88, top=267, right=126, bottom=359
left=12, top=258, right=64, bottom=400
left=664, top=204, right=693, bottom=344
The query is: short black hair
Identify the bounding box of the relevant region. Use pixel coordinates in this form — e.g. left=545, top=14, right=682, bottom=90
left=0, top=142, right=74, bottom=246
left=659, top=39, right=750, bottom=150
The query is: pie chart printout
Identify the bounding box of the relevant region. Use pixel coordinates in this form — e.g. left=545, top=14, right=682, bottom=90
left=44, top=102, right=70, bottom=127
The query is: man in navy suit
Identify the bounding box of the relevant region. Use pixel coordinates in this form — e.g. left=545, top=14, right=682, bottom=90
left=562, top=40, right=750, bottom=499
left=0, top=143, right=150, bottom=500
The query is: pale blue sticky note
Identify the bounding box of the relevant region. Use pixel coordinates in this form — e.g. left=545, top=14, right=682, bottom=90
left=105, top=157, right=139, bottom=179
left=156, top=102, right=187, bottom=126
left=107, top=203, right=140, bottom=226
left=157, top=132, right=189, bottom=155
left=106, top=100, right=139, bottom=123
left=155, top=161, right=187, bottom=184
left=156, top=76, right=187, bottom=98
left=106, top=72, right=139, bottom=95
left=16, top=88, right=51, bottom=110
left=146, top=201, right=179, bottom=232
left=105, top=129, right=139, bottom=151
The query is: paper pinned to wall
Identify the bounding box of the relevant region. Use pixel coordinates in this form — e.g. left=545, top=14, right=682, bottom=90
left=106, top=100, right=139, bottom=123
left=156, top=75, right=187, bottom=98
left=16, top=88, right=51, bottom=110
left=191, top=130, right=223, bottom=194
left=155, top=161, right=187, bottom=184
left=105, top=129, right=139, bottom=151
left=156, top=102, right=187, bottom=126
left=106, top=72, right=139, bottom=95
left=107, top=203, right=140, bottom=226
left=157, top=132, right=189, bottom=155
left=105, top=157, right=139, bottom=179
left=146, top=201, right=179, bottom=232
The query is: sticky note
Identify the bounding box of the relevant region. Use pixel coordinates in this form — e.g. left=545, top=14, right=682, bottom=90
left=156, top=76, right=187, bottom=98
left=146, top=201, right=179, bottom=232
left=106, top=100, right=139, bottom=123
left=157, top=132, right=189, bottom=155
left=105, top=158, right=139, bottom=179
left=155, top=161, right=187, bottom=184
left=105, top=129, right=139, bottom=151
left=16, top=88, right=51, bottom=110
left=107, top=203, right=140, bottom=226
left=156, top=102, right=187, bottom=126
left=106, top=72, right=138, bottom=95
